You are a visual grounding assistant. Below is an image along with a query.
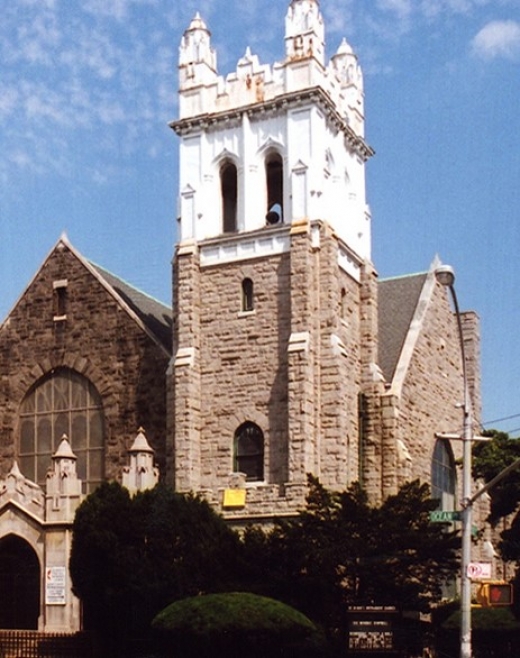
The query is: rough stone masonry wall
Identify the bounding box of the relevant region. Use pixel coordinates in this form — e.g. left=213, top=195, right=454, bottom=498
left=174, top=222, right=369, bottom=520
left=461, top=310, right=481, bottom=425
left=287, top=221, right=318, bottom=484
left=317, top=224, right=364, bottom=491
left=0, top=244, right=169, bottom=483
left=390, top=280, right=470, bottom=494
left=171, top=244, right=202, bottom=491
left=197, top=249, right=292, bottom=492
left=358, top=261, right=385, bottom=500
left=394, top=284, right=492, bottom=561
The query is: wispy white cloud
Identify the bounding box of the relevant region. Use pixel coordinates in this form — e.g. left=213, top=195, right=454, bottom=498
left=322, top=0, right=355, bottom=38
left=377, top=0, right=413, bottom=19
left=1, top=0, right=517, bottom=187
left=471, top=20, right=520, bottom=60
left=81, top=0, right=159, bottom=21
left=0, top=0, right=176, bottom=184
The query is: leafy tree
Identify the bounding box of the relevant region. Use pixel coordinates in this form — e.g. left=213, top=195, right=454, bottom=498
left=472, top=430, right=520, bottom=621
left=70, top=482, right=240, bottom=637
left=472, top=430, right=520, bottom=524
left=241, top=477, right=460, bottom=640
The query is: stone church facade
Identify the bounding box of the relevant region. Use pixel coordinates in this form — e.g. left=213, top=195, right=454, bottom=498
left=0, top=0, right=483, bottom=634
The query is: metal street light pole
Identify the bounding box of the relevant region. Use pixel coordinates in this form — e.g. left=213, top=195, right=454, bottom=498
left=435, top=264, right=473, bottom=658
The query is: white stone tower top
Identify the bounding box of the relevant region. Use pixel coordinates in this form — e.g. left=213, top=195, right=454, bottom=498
left=179, top=12, right=217, bottom=89
left=285, top=0, right=325, bottom=65
left=172, top=0, right=374, bottom=265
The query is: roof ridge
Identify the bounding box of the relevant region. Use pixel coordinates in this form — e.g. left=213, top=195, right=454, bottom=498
left=89, top=261, right=170, bottom=310
left=379, top=271, right=428, bottom=283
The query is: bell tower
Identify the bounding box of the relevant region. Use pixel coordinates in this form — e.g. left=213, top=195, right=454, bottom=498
left=170, top=1, right=377, bottom=522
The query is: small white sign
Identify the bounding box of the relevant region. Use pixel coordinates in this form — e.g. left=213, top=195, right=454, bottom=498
left=467, top=562, right=492, bottom=580
left=45, top=566, right=66, bottom=605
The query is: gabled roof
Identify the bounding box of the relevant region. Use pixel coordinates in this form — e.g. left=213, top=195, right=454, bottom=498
left=90, top=262, right=172, bottom=353
left=1, top=234, right=172, bottom=356
left=378, top=272, right=429, bottom=383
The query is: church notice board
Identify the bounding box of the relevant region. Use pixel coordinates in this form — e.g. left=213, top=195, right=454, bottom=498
left=45, top=566, right=67, bottom=605
left=348, top=606, right=399, bottom=654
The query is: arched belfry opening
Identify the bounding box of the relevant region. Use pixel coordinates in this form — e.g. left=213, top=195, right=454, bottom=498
left=220, top=161, right=238, bottom=233
left=265, top=153, right=284, bottom=224
left=0, top=535, right=40, bottom=629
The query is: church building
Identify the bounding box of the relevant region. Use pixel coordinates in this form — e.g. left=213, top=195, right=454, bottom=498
left=0, top=0, right=482, bottom=634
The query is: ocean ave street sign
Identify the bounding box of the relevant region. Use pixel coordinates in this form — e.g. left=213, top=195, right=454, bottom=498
left=429, top=510, right=461, bottom=523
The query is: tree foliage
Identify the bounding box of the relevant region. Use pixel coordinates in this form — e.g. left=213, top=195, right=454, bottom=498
left=70, top=477, right=460, bottom=649
left=472, top=430, right=520, bottom=524
left=241, top=476, right=460, bottom=637
left=70, top=482, right=240, bottom=636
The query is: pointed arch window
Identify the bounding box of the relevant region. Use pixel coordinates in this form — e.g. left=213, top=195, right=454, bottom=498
left=221, top=161, right=238, bottom=233
left=241, top=278, right=254, bottom=312
left=18, top=368, right=104, bottom=492
left=431, top=439, right=456, bottom=510
left=233, top=422, right=264, bottom=482
left=265, top=153, right=284, bottom=224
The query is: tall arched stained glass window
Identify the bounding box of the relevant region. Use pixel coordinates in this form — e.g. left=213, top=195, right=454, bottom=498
left=19, top=368, right=104, bottom=492
left=431, top=439, right=456, bottom=510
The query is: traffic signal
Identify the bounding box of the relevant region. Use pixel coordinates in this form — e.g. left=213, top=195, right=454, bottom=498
left=476, top=581, right=513, bottom=607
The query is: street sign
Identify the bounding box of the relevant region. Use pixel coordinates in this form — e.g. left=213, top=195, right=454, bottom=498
left=429, top=510, right=461, bottom=523
left=467, top=562, right=492, bottom=580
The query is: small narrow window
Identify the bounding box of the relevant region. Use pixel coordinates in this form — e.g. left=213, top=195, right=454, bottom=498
left=241, top=278, right=254, bottom=312
left=340, top=287, right=347, bottom=319
left=221, top=161, right=238, bottom=233
left=265, top=153, right=283, bottom=224
left=53, top=279, right=68, bottom=320
left=234, top=422, right=264, bottom=482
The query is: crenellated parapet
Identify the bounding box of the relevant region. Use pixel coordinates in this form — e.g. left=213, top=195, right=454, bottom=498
left=0, top=461, right=45, bottom=520
left=173, top=1, right=373, bottom=259
left=177, top=1, right=366, bottom=138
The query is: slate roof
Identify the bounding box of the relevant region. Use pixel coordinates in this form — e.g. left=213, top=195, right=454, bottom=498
left=378, top=272, right=428, bottom=384
left=91, top=263, right=173, bottom=353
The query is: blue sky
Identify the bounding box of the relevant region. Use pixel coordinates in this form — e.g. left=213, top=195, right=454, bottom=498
left=1, top=0, right=520, bottom=435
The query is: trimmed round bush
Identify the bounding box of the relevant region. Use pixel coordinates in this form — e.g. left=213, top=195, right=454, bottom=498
left=152, top=591, right=325, bottom=657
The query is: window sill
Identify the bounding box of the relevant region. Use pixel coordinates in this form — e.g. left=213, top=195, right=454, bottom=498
left=244, top=480, right=267, bottom=488
left=53, top=315, right=67, bottom=322
left=237, top=310, right=256, bottom=318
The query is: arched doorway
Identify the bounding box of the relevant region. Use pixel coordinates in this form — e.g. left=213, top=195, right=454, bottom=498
left=0, top=535, right=40, bottom=629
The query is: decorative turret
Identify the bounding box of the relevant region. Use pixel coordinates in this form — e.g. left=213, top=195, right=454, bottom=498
left=329, top=38, right=365, bottom=136
left=172, top=0, right=373, bottom=259
left=46, top=434, right=83, bottom=521
left=285, top=0, right=325, bottom=66
left=122, top=428, right=159, bottom=495
left=179, top=12, right=218, bottom=90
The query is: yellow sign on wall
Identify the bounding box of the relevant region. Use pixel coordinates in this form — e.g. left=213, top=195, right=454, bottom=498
left=223, top=489, right=246, bottom=508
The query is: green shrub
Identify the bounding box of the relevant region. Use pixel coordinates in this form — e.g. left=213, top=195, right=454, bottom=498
left=152, top=591, right=325, bottom=658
